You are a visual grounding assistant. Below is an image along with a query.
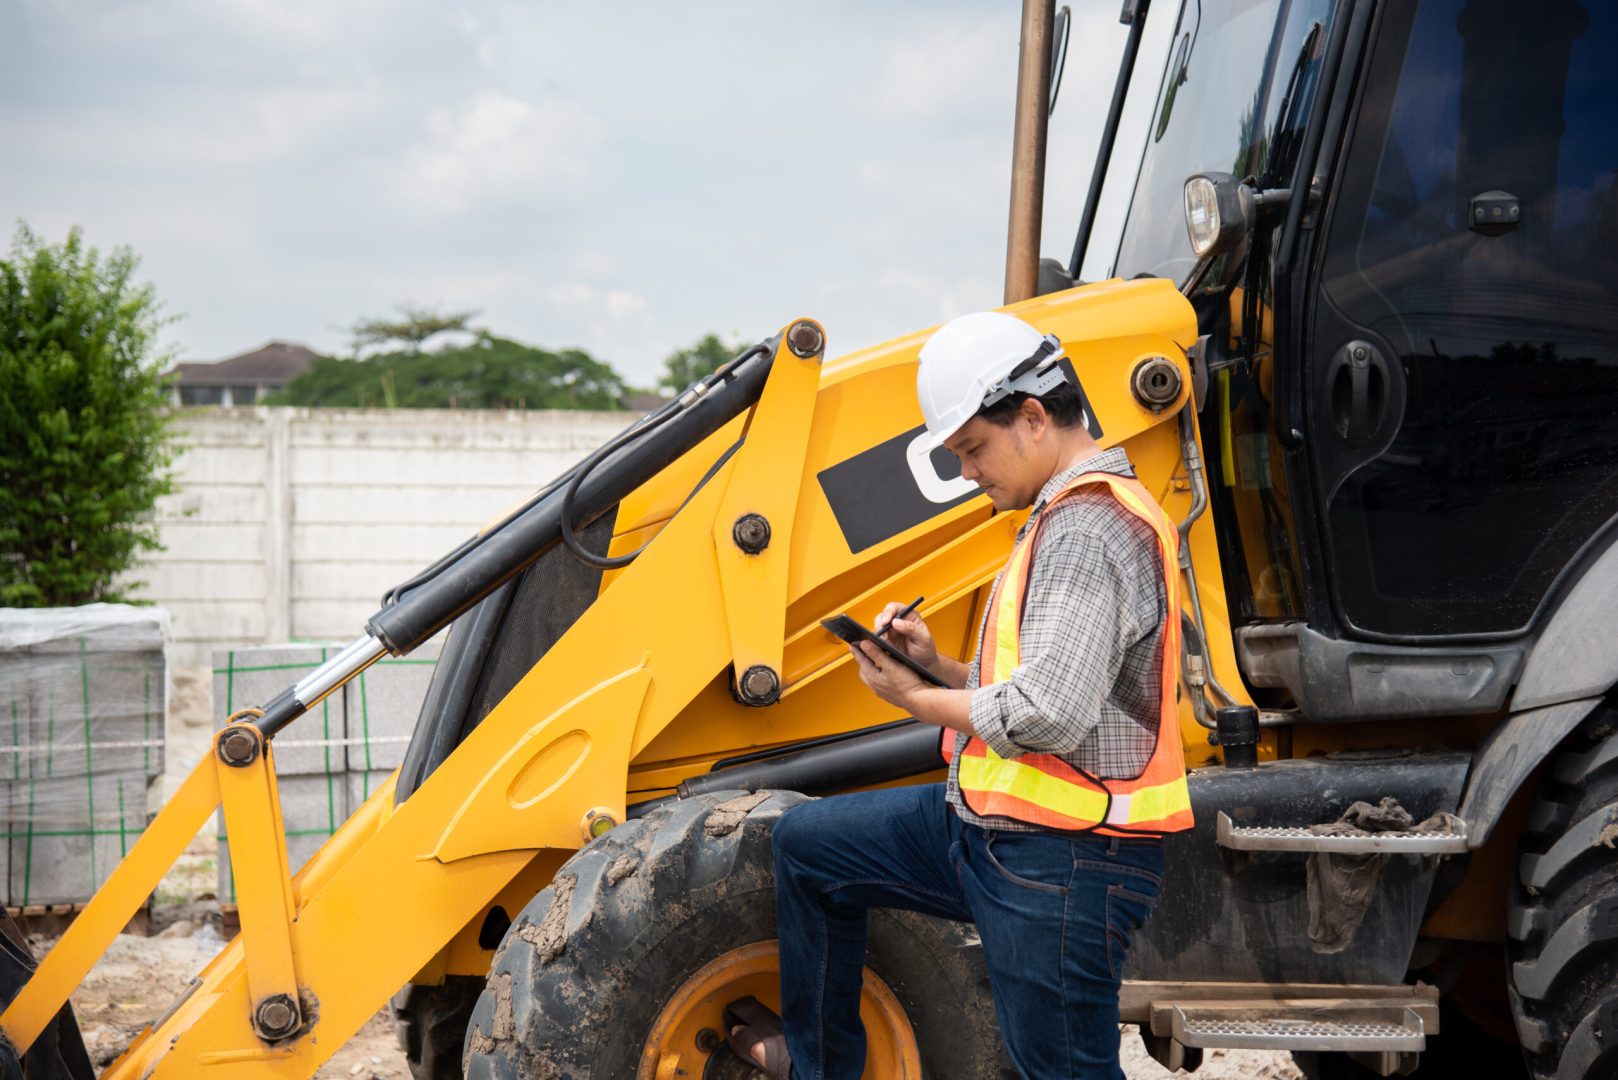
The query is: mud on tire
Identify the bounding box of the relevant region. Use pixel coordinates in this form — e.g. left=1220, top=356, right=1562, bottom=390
left=1508, top=707, right=1618, bottom=1080
left=461, top=789, right=1011, bottom=1079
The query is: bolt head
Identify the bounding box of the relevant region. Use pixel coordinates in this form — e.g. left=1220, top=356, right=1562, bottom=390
left=732, top=513, right=771, bottom=554
left=1130, top=356, right=1181, bottom=409
left=255, top=996, right=298, bottom=1038
left=786, top=320, right=824, bottom=359
left=739, top=665, right=780, bottom=706
left=218, top=727, right=259, bottom=766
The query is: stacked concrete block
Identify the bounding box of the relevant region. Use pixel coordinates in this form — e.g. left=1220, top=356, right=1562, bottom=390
left=343, top=651, right=441, bottom=814
left=212, top=640, right=440, bottom=905
left=0, top=605, right=168, bottom=906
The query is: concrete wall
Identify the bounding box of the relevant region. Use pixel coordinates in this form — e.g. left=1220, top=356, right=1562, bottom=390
left=133, top=407, right=639, bottom=666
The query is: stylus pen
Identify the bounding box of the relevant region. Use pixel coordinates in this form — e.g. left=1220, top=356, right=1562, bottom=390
left=876, top=596, right=925, bottom=638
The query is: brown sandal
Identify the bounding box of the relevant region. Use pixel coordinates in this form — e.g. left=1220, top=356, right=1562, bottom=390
left=722, top=995, right=792, bottom=1079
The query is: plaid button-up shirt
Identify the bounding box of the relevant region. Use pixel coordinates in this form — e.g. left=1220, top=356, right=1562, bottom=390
left=945, top=447, right=1168, bottom=833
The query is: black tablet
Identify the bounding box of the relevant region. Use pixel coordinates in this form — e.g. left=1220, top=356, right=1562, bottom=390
left=820, top=615, right=949, bottom=687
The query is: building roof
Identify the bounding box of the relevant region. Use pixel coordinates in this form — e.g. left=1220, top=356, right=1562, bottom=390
left=166, top=342, right=319, bottom=387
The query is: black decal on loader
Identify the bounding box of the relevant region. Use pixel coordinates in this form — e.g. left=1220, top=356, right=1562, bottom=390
left=817, top=425, right=982, bottom=553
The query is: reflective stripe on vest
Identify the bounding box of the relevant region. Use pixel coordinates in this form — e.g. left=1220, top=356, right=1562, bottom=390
left=943, top=470, right=1194, bottom=836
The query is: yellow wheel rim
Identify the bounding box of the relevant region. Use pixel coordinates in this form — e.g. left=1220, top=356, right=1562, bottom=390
left=637, top=940, right=923, bottom=1080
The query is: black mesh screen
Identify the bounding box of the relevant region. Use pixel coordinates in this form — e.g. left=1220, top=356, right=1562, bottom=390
left=466, top=512, right=617, bottom=731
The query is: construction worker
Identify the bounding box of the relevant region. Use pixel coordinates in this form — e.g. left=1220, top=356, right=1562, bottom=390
left=725, top=310, right=1193, bottom=1079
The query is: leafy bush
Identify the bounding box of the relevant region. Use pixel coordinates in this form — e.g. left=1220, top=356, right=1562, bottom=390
left=0, top=225, right=177, bottom=607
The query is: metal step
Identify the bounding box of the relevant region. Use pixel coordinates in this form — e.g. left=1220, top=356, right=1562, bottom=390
left=1164, top=1003, right=1429, bottom=1053
left=1215, top=811, right=1468, bottom=854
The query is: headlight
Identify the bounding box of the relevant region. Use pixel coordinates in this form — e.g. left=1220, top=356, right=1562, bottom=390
left=1182, top=172, right=1252, bottom=260
left=1184, top=176, right=1223, bottom=258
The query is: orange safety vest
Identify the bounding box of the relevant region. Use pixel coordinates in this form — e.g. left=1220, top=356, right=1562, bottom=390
left=942, top=470, right=1193, bottom=836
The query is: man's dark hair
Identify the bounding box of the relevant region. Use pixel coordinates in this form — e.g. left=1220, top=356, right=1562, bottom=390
left=976, top=383, right=1086, bottom=430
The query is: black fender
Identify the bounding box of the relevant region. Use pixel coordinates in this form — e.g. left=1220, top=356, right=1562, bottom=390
left=1458, top=698, right=1603, bottom=849
left=1515, top=539, right=1618, bottom=711
left=1454, top=532, right=1618, bottom=848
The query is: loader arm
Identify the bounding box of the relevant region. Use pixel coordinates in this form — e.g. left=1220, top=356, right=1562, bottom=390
left=3, top=278, right=1203, bottom=1077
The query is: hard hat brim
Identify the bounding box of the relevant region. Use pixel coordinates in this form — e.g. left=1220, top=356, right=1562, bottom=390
left=913, top=419, right=963, bottom=455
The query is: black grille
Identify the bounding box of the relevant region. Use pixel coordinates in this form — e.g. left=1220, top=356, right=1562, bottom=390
left=468, top=512, right=616, bottom=728
left=394, top=512, right=618, bottom=806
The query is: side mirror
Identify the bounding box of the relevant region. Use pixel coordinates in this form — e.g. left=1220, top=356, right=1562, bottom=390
left=1183, top=172, right=1256, bottom=259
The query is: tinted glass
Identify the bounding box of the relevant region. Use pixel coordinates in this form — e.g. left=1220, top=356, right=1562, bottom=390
left=1115, top=0, right=1338, bottom=283
left=1117, top=0, right=1337, bottom=623
left=1316, top=0, right=1618, bottom=636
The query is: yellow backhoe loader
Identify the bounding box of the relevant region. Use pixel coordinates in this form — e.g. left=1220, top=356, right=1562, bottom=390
left=3, top=0, right=1616, bottom=1077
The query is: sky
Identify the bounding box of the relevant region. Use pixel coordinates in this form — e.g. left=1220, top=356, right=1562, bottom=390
left=1, top=1, right=1175, bottom=387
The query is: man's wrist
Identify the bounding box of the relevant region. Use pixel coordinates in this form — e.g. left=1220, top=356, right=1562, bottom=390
left=905, top=685, right=975, bottom=735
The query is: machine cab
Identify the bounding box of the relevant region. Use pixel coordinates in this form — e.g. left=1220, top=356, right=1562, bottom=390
left=1089, top=0, right=1618, bottom=722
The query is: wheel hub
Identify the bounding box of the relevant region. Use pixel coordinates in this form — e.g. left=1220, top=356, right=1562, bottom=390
left=637, top=940, right=922, bottom=1080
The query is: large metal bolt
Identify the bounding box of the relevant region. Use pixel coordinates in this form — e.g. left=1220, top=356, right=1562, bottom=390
left=218, top=727, right=259, bottom=767
left=738, top=665, right=781, bottom=707
left=732, top=513, right=771, bottom=554
left=786, top=320, right=825, bottom=359
left=255, top=995, right=299, bottom=1040
left=1130, top=356, right=1182, bottom=412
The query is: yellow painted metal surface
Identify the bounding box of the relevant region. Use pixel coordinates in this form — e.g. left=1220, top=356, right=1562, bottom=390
left=0, top=754, right=222, bottom=1053
left=13, top=279, right=1221, bottom=1076
left=710, top=319, right=826, bottom=701
left=215, top=728, right=302, bottom=1033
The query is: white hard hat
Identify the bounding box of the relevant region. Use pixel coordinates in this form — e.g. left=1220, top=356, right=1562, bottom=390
left=914, top=311, right=1070, bottom=451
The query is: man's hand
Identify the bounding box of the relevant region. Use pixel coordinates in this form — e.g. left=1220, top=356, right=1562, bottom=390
left=849, top=639, right=977, bottom=735
left=871, top=604, right=971, bottom=690
left=875, top=601, right=938, bottom=668
left=849, top=639, right=927, bottom=710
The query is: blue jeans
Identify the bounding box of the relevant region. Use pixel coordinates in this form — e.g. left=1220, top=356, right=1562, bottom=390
left=772, top=783, right=1164, bottom=1080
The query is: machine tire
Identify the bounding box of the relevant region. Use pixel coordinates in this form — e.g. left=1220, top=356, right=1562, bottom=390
left=462, top=789, right=1012, bottom=1079
left=0, top=911, right=94, bottom=1080
left=1507, top=709, right=1618, bottom=1080
left=392, top=975, right=484, bottom=1080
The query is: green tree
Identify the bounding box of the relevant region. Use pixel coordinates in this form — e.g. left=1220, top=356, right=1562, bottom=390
left=0, top=225, right=177, bottom=606
left=348, top=304, right=480, bottom=355
left=658, top=333, right=743, bottom=394
left=269, top=333, right=628, bottom=410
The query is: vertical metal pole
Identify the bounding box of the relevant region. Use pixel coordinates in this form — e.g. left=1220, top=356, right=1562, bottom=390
left=1004, top=0, right=1056, bottom=305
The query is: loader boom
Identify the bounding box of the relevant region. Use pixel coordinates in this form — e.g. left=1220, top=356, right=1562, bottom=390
left=3, top=281, right=1203, bottom=1076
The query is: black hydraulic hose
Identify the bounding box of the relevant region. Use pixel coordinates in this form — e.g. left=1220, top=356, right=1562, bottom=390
left=557, top=406, right=687, bottom=569
left=364, top=342, right=776, bottom=655
left=1068, top=0, right=1153, bottom=280
left=381, top=344, right=768, bottom=603
left=627, top=721, right=946, bottom=819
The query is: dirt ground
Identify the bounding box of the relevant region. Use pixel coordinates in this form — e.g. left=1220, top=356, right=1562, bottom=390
left=47, top=665, right=1300, bottom=1078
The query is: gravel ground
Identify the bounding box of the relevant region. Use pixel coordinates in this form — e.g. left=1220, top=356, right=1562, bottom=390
left=46, top=665, right=1302, bottom=1078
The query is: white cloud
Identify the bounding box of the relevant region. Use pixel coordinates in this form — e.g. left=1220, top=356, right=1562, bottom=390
left=392, top=92, right=604, bottom=213
left=869, top=18, right=1013, bottom=120
left=547, top=283, right=648, bottom=321
left=2, top=0, right=1145, bottom=387
left=878, top=268, right=1000, bottom=326
left=0, top=79, right=380, bottom=172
